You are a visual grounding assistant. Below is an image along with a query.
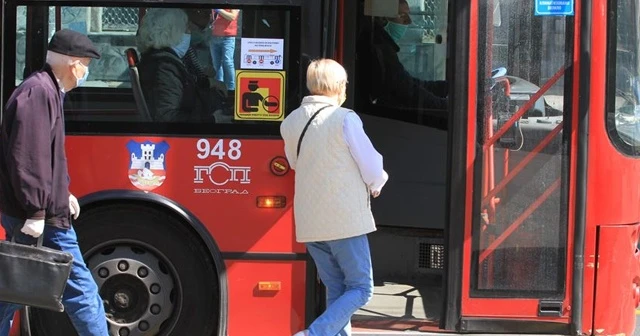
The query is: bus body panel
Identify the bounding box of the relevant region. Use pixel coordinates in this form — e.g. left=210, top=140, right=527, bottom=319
left=592, top=224, right=640, bottom=336
left=585, top=0, right=640, bottom=227
left=65, top=136, right=299, bottom=254
left=64, top=135, right=304, bottom=334
left=225, top=260, right=307, bottom=335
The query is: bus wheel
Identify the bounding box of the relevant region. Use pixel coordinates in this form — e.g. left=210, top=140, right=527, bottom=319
left=28, top=204, right=219, bottom=336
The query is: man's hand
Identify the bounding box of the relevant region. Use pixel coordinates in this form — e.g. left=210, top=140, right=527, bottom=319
left=21, top=219, right=45, bottom=238
left=69, top=194, right=80, bottom=220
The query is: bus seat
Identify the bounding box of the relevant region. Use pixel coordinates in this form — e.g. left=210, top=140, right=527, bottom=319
left=125, top=48, right=152, bottom=122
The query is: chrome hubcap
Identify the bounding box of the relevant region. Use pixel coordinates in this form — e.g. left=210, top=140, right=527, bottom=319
left=88, top=245, right=176, bottom=336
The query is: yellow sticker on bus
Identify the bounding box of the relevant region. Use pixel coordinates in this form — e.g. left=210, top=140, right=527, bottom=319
left=234, top=70, right=286, bottom=121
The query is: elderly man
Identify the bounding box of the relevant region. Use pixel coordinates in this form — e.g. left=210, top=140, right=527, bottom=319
left=0, top=29, right=108, bottom=336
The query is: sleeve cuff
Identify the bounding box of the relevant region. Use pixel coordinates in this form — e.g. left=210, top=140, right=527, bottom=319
left=27, top=210, right=46, bottom=220
left=370, top=170, right=389, bottom=193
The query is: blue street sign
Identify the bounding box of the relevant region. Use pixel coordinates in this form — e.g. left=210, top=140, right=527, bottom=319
left=535, top=0, right=574, bottom=16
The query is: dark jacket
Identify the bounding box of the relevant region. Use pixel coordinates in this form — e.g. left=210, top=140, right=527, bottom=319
left=183, top=47, right=210, bottom=87
left=138, top=48, right=213, bottom=122
left=0, top=65, right=71, bottom=229
left=356, top=21, right=448, bottom=110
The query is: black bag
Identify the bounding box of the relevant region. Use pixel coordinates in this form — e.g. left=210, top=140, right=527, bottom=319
left=0, top=231, right=73, bottom=312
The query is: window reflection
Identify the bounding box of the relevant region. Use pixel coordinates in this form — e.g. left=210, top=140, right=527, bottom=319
left=472, top=0, right=569, bottom=296
left=14, top=5, right=295, bottom=125
left=355, top=0, right=449, bottom=128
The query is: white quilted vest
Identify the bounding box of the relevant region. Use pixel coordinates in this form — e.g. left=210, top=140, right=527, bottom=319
left=280, top=95, right=376, bottom=243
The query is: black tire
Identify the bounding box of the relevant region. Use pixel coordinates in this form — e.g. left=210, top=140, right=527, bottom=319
left=29, top=204, right=219, bottom=336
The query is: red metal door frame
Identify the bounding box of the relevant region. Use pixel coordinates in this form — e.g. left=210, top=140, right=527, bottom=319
left=460, top=0, right=581, bottom=322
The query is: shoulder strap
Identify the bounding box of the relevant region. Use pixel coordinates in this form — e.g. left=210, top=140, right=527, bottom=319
left=296, top=105, right=332, bottom=158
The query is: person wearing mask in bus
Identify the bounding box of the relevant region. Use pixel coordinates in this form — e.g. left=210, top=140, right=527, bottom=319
left=281, top=58, right=389, bottom=336
left=136, top=8, right=220, bottom=122
left=356, top=0, right=448, bottom=111
left=210, top=8, right=240, bottom=91
left=0, top=29, right=108, bottom=336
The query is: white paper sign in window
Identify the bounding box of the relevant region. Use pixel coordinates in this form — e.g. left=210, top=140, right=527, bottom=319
left=240, top=38, right=284, bottom=70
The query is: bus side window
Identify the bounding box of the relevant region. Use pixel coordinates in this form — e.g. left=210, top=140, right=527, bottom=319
left=15, top=6, right=27, bottom=84
left=354, top=0, right=449, bottom=129
left=12, top=5, right=300, bottom=130
left=135, top=8, right=228, bottom=123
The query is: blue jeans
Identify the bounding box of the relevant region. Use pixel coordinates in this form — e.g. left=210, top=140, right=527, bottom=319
left=0, top=214, right=108, bottom=336
left=209, top=36, right=236, bottom=90
left=305, top=234, right=374, bottom=336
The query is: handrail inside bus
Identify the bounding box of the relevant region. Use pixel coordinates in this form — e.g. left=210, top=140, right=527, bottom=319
left=479, top=178, right=561, bottom=263
left=481, top=121, right=563, bottom=206
left=484, top=65, right=567, bottom=149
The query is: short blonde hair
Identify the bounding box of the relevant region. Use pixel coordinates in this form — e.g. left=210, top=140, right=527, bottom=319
left=306, top=59, right=348, bottom=96
left=137, top=8, right=188, bottom=54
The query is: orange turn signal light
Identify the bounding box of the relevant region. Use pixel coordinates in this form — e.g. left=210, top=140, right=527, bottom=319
left=256, top=196, right=286, bottom=208
left=258, top=281, right=281, bottom=291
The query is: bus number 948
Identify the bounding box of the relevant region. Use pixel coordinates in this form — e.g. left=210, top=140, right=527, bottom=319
left=196, top=139, right=242, bottom=160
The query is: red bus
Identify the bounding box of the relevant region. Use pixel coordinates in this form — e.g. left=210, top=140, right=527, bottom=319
left=1, top=0, right=639, bottom=335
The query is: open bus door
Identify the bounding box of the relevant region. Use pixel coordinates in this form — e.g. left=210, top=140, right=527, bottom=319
left=452, top=0, right=577, bottom=332
left=342, top=0, right=577, bottom=333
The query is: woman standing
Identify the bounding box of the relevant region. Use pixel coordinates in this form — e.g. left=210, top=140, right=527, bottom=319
left=280, top=59, right=389, bottom=336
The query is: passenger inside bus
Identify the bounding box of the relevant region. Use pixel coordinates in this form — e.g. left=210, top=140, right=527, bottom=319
left=356, top=0, right=448, bottom=112
left=136, top=8, right=224, bottom=122
left=183, top=9, right=228, bottom=99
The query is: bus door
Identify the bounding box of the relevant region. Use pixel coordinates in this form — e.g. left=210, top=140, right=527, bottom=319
left=343, top=0, right=575, bottom=332
left=344, top=0, right=452, bottom=332
left=453, top=0, right=577, bottom=332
